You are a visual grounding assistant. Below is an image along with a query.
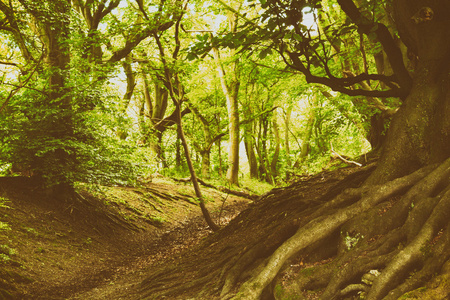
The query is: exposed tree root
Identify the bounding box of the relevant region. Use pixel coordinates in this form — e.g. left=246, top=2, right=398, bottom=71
left=322, top=252, right=396, bottom=299
left=139, top=160, right=450, bottom=299
left=385, top=225, right=450, bottom=299
left=366, top=189, right=450, bottom=299
left=229, top=162, right=438, bottom=300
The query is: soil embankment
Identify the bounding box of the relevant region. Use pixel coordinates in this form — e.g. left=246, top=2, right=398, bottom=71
left=0, top=176, right=249, bottom=299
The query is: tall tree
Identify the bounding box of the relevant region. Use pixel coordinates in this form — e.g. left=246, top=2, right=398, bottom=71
left=15, top=0, right=74, bottom=191
left=153, top=6, right=219, bottom=231
left=0, top=0, right=183, bottom=189
left=212, top=7, right=241, bottom=185
left=144, top=0, right=450, bottom=298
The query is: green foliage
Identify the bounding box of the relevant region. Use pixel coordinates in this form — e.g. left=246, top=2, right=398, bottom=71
left=0, top=198, right=10, bottom=232
left=24, top=227, right=38, bottom=236
left=0, top=198, right=12, bottom=264
left=0, top=0, right=387, bottom=192
left=148, top=215, right=166, bottom=226
left=342, top=231, right=364, bottom=250
left=301, top=267, right=315, bottom=277
left=0, top=197, right=9, bottom=209
left=0, top=241, right=15, bottom=264
left=0, top=84, right=144, bottom=186
left=0, top=222, right=10, bottom=232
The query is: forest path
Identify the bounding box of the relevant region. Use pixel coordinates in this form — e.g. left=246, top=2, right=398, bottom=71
left=68, top=201, right=249, bottom=300
left=68, top=214, right=225, bottom=299
left=0, top=176, right=249, bottom=299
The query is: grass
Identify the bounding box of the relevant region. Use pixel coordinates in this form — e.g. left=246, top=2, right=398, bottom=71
left=240, top=177, right=274, bottom=195
left=0, top=244, right=16, bottom=262
left=0, top=197, right=13, bottom=263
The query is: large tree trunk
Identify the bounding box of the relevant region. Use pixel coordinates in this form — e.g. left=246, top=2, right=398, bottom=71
left=29, top=0, right=74, bottom=192
left=367, top=0, right=450, bottom=184
left=368, top=63, right=450, bottom=184
left=189, top=103, right=215, bottom=179
left=142, top=74, right=169, bottom=165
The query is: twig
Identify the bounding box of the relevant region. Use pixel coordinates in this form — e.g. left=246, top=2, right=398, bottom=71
left=330, top=142, right=362, bottom=167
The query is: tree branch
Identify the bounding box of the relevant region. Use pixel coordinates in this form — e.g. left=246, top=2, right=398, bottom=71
left=153, top=107, right=191, bottom=132
left=0, top=2, right=34, bottom=62
left=287, top=52, right=407, bottom=98
left=337, top=0, right=412, bottom=95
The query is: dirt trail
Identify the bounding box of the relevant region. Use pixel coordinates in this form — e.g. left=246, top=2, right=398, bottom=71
left=0, top=176, right=250, bottom=299
left=69, top=214, right=219, bottom=300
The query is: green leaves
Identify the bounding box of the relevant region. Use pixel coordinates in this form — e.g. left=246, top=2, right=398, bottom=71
left=258, top=47, right=272, bottom=59
left=186, top=52, right=198, bottom=61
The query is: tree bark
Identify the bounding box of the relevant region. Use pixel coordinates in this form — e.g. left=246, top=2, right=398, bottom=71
left=176, top=105, right=219, bottom=231
left=153, top=15, right=219, bottom=231
left=243, top=122, right=258, bottom=179
left=189, top=103, right=215, bottom=179
left=141, top=71, right=169, bottom=165
left=284, top=105, right=292, bottom=179
left=26, top=0, right=74, bottom=189
left=367, top=0, right=450, bottom=184
left=121, top=54, right=135, bottom=113
left=212, top=45, right=240, bottom=185
left=270, top=108, right=280, bottom=183
left=212, top=10, right=241, bottom=185
left=294, top=95, right=315, bottom=168
left=257, top=114, right=273, bottom=184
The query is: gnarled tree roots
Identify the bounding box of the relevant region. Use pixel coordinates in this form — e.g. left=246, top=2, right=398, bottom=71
left=140, top=159, right=450, bottom=299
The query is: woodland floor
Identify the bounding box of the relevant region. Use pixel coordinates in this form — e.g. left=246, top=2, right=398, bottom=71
left=0, top=176, right=249, bottom=299
left=0, top=166, right=448, bottom=299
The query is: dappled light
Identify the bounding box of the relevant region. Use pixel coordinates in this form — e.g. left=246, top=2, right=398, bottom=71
left=0, top=0, right=449, bottom=299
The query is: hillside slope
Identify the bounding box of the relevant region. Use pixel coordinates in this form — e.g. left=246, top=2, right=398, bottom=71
left=0, top=176, right=248, bottom=299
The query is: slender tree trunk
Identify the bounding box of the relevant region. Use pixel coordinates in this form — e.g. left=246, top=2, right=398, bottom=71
left=258, top=116, right=273, bottom=184
left=121, top=54, right=135, bottom=113
left=175, top=129, right=182, bottom=168
left=212, top=46, right=240, bottom=185
left=153, top=18, right=219, bottom=231
left=226, top=81, right=240, bottom=185
left=215, top=140, right=223, bottom=177
left=211, top=10, right=241, bottom=185
left=284, top=105, right=292, bottom=179
left=270, top=109, right=280, bottom=183
left=199, top=150, right=210, bottom=179
left=176, top=104, right=219, bottom=231
left=294, top=97, right=316, bottom=168
left=244, top=122, right=258, bottom=179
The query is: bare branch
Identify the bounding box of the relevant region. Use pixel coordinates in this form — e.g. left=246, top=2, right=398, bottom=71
left=0, top=59, right=42, bottom=113
left=287, top=52, right=407, bottom=98
left=337, top=0, right=412, bottom=95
